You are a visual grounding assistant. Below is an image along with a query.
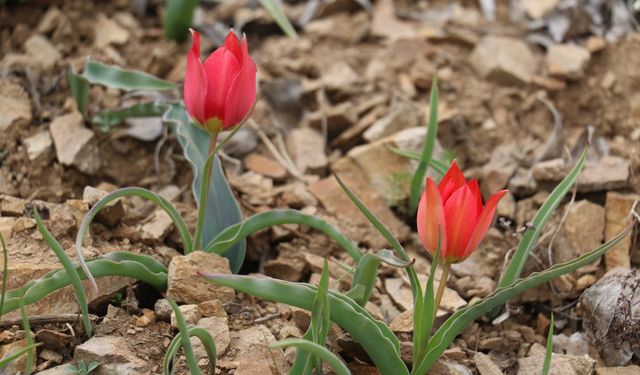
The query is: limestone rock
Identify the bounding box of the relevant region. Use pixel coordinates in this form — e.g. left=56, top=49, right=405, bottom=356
left=192, top=316, right=230, bottom=358
left=50, top=112, right=101, bottom=174
left=83, top=186, right=125, bottom=227
left=553, top=200, right=604, bottom=263
left=596, top=366, right=640, bottom=375
left=244, top=153, right=286, bottom=181
left=474, top=352, right=503, bottom=375
left=0, top=79, right=32, bottom=132
left=167, top=251, right=235, bottom=304
left=74, top=336, right=146, bottom=375
left=139, top=209, right=173, bottom=243
left=24, top=130, right=53, bottom=162
left=286, top=128, right=328, bottom=174
left=469, top=36, right=537, bottom=86
left=170, top=304, right=201, bottom=328
left=227, top=325, right=286, bottom=370
left=94, top=14, right=130, bottom=48
left=24, top=35, right=61, bottom=70
left=518, top=353, right=595, bottom=375
left=604, top=192, right=638, bottom=270
left=546, top=44, right=591, bottom=80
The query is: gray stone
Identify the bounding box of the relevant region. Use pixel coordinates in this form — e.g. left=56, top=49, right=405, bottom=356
left=74, top=336, right=146, bottom=375
left=192, top=317, right=230, bottom=358
left=474, top=352, right=503, bottom=375
left=24, top=35, right=61, bottom=70
left=547, top=44, right=591, bottom=80
left=24, top=130, right=53, bottom=162
left=286, top=128, right=328, bottom=174
left=0, top=79, right=32, bottom=132
left=470, top=36, right=537, bottom=86
left=139, top=209, right=174, bottom=243
left=170, top=304, right=201, bottom=328
left=50, top=112, right=100, bottom=174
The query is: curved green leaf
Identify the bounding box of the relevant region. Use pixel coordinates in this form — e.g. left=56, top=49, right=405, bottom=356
left=201, top=274, right=408, bottom=375
left=164, top=0, right=199, bottom=42
left=167, top=299, right=202, bottom=375
left=347, top=250, right=413, bottom=306
left=205, top=209, right=361, bottom=262
left=83, top=58, right=177, bottom=91
left=164, top=327, right=216, bottom=375
left=413, top=220, right=636, bottom=374
left=385, top=145, right=448, bottom=176
left=259, top=0, right=298, bottom=38
left=92, top=102, right=167, bottom=132
left=271, top=339, right=349, bottom=375
left=542, top=313, right=554, bottom=375
left=68, top=64, right=90, bottom=115
left=1, top=252, right=167, bottom=315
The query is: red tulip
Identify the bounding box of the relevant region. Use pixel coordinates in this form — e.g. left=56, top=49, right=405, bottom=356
left=417, top=161, right=507, bottom=264
left=184, top=30, right=257, bottom=134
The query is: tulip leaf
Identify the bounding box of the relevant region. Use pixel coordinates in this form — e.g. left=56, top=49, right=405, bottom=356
left=1, top=252, right=167, bottom=315
left=412, top=219, right=636, bottom=374
left=271, top=339, right=350, bottom=375
left=385, top=145, right=449, bottom=176
left=34, top=208, right=92, bottom=337
left=19, top=298, right=35, bottom=374
left=308, top=260, right=331, bottom=372
left=166, top=104, right=246, bottom=272
left=205, top=209, right=361, bottom=262
left=259, top=0, right=298, bottom=38
left=409, top=78, right=439, bottom=214
left=82, top=58, right=177, bottom=91
left=164, top=0, right=199, bottom=42
left=0, top=233, right=8, bottom=321
left=68, top=64, right=90, bottom=116
left=201, top=274, right=408, bottom=375
left=92, top=102, right=167, bottom=132
left=163, top=327, right=216, bottom=375
left=542, top=313, right=554, bottom=375
left=347, top=250, right=413, bottom=306
left=498, top=147, right=589, bottom=291
left=167, top=299, right=202, bottom=375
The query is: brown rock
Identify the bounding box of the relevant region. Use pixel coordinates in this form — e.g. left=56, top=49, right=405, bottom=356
left=546, top=44, right=591, bottom=80
left=522, top=0, right=561, bottom=19
left=167, top=251, right=235, bottom=304
left=193, top=316, right=230, bottom=358
left=170, top=304, right=201, bottom=328
left=83, top=186, right=125, bottom=227
left=74, top=336, right=146, bottom=375
left=0, top=339, right=33, bottom=374
left=94, top=14, right=130, bottom=49
left=474, top=352, right=503, bottom=375
left=554, top=200, right=604, bottom=263
left=596, top=366, right=640, bottom=375
left=139, top=209, right=174, bottom=243
left=244, top=153, right=287, bottom=181
left=0, top=79, right=32, bottom=132
left=227, top=325, right=285, bottom=370
left=24, top=35, right=61, bottom=70
left=470, top=36, right=537, bottom=86
left=50, top=112, right=101, bottom=174
left=604, top=192, right=638, bottom=270
left=23, top=130, right=53, bottom=162
left=286, top=128, right=328, bottom=174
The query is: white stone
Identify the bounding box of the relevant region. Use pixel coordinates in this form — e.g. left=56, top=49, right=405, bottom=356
left=24, top=130, right=52, bottom=161
left=49, top=112, right=101, bottom=174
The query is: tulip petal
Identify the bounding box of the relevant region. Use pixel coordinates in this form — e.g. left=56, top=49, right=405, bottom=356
left=468, top=179, right=483, bottom=218
left=203, top=47, right=241, bottom=121
left=222, top=39, right=257, bottom=128
left=444, top=183, right=482, bottom=261
left=184, top=30, right=207, bottom=124
left=461, top=189, right=508, bottom=260
left=417, top=178, right=448, bottom=257
left=223, top=31, right=243, bottom=63
left=438, top=160, right=467, bottom=203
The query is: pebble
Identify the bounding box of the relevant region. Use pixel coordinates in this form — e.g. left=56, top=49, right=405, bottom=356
left=244, top=153, right=287, bottom=181
left=0, top=78, right=32, bottom=132
left=23, top=130, right=53, bottom=162
left=286, top=128, right=328, bottom=174
left=546, top=44, right=591, bottom=80
left=49, top=112, right=101, bottom=175
left=604, top=192, right=638, bottom=270
left=166, top=251, right=235, bottom=304
left=469, top=36, right=537, bottom=86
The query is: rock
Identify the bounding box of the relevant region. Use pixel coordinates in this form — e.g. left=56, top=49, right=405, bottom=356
left=94, top=14, right=130, bottom=49
left=389, top=310, right=413, bottom=332
left=554, top=332, right=589, bottom=356
left=139, top=209, right=174, bottom=243
left=518, top=354, right=595, bottom=375
left=522, top=0, right=561, bottom=19
left=0, top=195, right=27, bottom=216
left=469, top=36, right=536, bottom=86
left=280, top=183, right=318, bottom=208
left=193, top=317, right=230, bottom=358
left=0, top=79, right=32, bottom=132
left=23, top=130, right=53, bottom=162
left=24, top=35, right=61, bottom=70
left=604, top=192, right=638, bottom=270
left=286, top=128, right=328, bottom=174
left=474, top=352, right=503, bottom=375
left=532, top=158, right=568, bottom=181
left=167, top=251, right=235, bottom=304
left=198, top=299, right=227, bottom=318
left=154, top=298, right=172, bottom=322
left=322, top=62, right=360, bottom=93
left=0, top=217, right=15, bottom=242
left=371, top=0, right=418, bottom=40
left=509, top=167, right=537, bottom=196
left=83, top=186, right=125, bottom=227
left=496, top=191, right=516, bottom=218
left=235, top=359, right=275, bottom=375
left=170, top=304, right=201, bottom=328
left=580, top=268, right=640, bottom=366
left=134, top=309, right=155, bottom=327
left=596, top=366, right=640, bottom=375
left=263, top=256, right=307, bottom=281
left=35, top=364, right=76, bottom=375
left=586, top=37, right=606, bottom=53
left=74, top=336, right=146, bottom=375
left=546, top=44, right=591, bottom=80
left=50, top=112, right=101, bottom=175
left=553, top=200, right=604, bottom=263
left=578, top=157, right=629, bottom=192
left=244, top=153, right=286, bottom=181
left=227, top=325, right=285, bottom=370
left=482, top=144, right=519, bottom=196
left=308, top=101, right=359, bottom=137
left=532, top=75, right=568, bottom=91
left=362, top=100, right=419, bottom=142
left=430, top=360, right=473, bottom=375
left=0, top=339, right=33, bottom=374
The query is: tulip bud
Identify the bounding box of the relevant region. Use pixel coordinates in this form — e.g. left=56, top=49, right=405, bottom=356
left=184, top=30, right=257, bottom=134
left=417, top=161, right=507, bottom=264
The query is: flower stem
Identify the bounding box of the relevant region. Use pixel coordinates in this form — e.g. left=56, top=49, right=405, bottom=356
left=433, top=262, right=450, bottom=313
left=192, top=133, right=219, bottom=252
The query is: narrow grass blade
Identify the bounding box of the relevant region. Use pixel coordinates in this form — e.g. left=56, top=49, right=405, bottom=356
left=409, top=79, right=439, bottom=214
left=385, top=145, right=448, bottom=176
left=201, top=274, right=408, bottom=375
left=34, top=208, right=92, bottom=337
left=83, top=58, right=177, bottom=91
left=163, top=0, right=199, bottom=42
left=164, top=327, right=216, bottom=375
left=271, top=339, right=349, bottom=375
left=19, top=298, right=34, bottom=375
left=68, top=64, right=90, bottom=115
left=542, top=313, right=554, bottom=375
left=167, top=299, right=202, bottom=375
left=348, top=250, right=413, bottom=306
left=205, top=209, right=361, bottom=262
left=309, top=260, right=331, bottom=371
left=258, top=0, right=298, bottom=38
left=413, top=219, right=636, bottom=374
left=75, top=187, right=192, bottom=293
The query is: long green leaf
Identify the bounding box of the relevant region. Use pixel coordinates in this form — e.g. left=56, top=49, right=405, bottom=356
left=201, top=274, right=408, bottom=375
left=164, top=0, right=199, bottom=42
left=413, top=219, right=636, bottom=374
left=259, top=0, right=298, bottom=38
left=19, top=298, right=34, bottom=374
left=75, top=187, right=192, bottom=292
left=415, top=241, right=440, bottom=367
left=1, top=252, right=167, bottom=315
left=409, top=79, right=439, bottom=214
left=68, top=64, right=90, bottom=115
left=167, top=299, right=202, bottom=375
left=82, top=58, right=177, bottom=91
left=498, top=147, right=589, bottom=290
left=271, top=339, right=350, bottom=375
left=308, top=260, right=331, bottom=372
left=542, top=313, right=554, bottom=375
left=385, top=145, right=448, bottom=176
left=0, top=234, right=8, bottom=321
left=92, top=102, right=167, bottom=132
left=205, top=209, right=361, bottom=262
left=163, top=327, right=216, bottom=375
left=34, top=208, right=92, bottom=337
left=167, top=104, right=246, bottom=272
left=347, top=250, right=413, bottom=306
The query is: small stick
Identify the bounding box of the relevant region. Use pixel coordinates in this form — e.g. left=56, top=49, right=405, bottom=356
left=0, top=313, right=100, bottom=329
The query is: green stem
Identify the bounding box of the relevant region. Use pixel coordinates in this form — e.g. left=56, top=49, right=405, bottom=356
left=433, top=262, right=450, bottom=314
left=193, top=133, right=219, bottom=251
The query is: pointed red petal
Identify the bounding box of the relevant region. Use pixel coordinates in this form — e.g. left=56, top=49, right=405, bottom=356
left=461, top=189, right=508, bottom=260
left=438, top=160, right=467, bottom=203
left=184, top=30, right=207, bottom=124
left=444, top=183, right=482, bottom=262
left=222, top=38, right=257, bottom=128
left=417, top=178, right=448, bottom=258
left=223, top=30, right=242, bottom=63
left=203, top=46, right=241, bottom=121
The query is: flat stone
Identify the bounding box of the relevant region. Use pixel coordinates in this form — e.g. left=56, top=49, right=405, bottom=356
left=554, top=200, right=604, bottom=263
left=322, top=62, right=360, bottom=93
left=94, top=13, right=130, bottom=49
left=286, top=128, right=328, bottom=174
left=0, top=79, right=32, bottom=132
left=170, top=304, right=201, bottom=328
left=74, top=336, right=146, bottom=375
left=546, top=44, right=591, bottom=80
left=596, top=366, right=640, bottom=375
left=532, top=158, right=568, bottom=181
left=83, top=186, right=125, bottom=227
left=227, top=325, right=285, bottom=370
left=474, top=352, right=503, bottom=375
left=604, top=192, right=638, bottom=270
left=24, top=35, right=61, bottom=70
left=193, top=316, right=230, bottom=358
left=24, top=130, right=53, bottom=162
left=139, top=209, right=174, bottom=243
left=167, top=251, right=235, bottom=304
left=244, top=153, right=287, bottom=181
left=578, top=156, right=629, bottom=192
left=50, top=112, right=101, bottom=175
left=470, top=36, right=536, bottom=86
left=362, top=100, right=419, bottom=142
left=0, top=339, right=33, bottom=374
left=35, top=364, right=76, bottom=375
left=0, top=195, right=27, bottom=216
left=518, top=354, right=595, bottom=375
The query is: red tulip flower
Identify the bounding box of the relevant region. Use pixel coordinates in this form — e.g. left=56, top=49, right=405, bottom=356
left=417, top=161, right=507, bottom=264
left=184, top=30, right=257, bottom=134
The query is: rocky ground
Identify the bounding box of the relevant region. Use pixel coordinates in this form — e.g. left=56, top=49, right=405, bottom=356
left=0, top=0, right=639, bottom=374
